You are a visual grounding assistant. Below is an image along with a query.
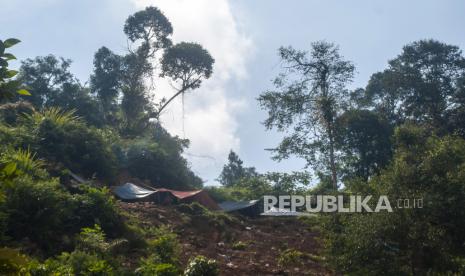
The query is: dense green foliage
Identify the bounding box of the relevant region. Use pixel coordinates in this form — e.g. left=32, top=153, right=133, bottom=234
left=323, top=128, right=465, bottom=275
left=6, top=6, right=211, bottom=189
left=259, top=39, right=465, bottom=274
left=0, top=5, right=214, bottom=275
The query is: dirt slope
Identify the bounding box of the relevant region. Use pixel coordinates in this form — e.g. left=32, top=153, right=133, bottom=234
left=119, top=201, right=330, bottom=275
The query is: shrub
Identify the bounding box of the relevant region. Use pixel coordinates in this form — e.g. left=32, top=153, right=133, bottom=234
left=124, top=136, right=202, bottom=190
left=31, top=250, right=114, bottom=275
left=1, top=176, right=124, bottom=255
left=203, top=186, right=251, bottom=202
left=136, top=258, right=179, bottom=276
left=2, top=176, right=76, bottom=254
left=184, top=255, right=218, bottom=276
left=0, top=147, right=46, bottom=179
left=22, top=108, right=117, bottom=180
left=0, top=248, right=29, bottom=275
left=74, top=186, right=124, bottom=237
left=76, top=224, right=108, bottom=255
left=231, top=241, right=247, bottom=250
left=0, top=123, right=36, bottom=150
left=177, top=202, right=236, bottom=229
left=277, top=249, right=306, bottom=267
left=148, top=226, right=181, bottom=264
left=0, top=101, right=35, bottom=125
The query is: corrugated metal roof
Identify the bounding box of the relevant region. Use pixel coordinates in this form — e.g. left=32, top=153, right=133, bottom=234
left=219, top=200, right=260, bottom=212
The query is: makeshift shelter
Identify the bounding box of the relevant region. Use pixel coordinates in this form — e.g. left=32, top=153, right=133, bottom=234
left=155, top=188, right=220, bottom=210
left=112, top=183, right=157, bottom=201
left=112, top=183, right=220, bottom=210
left=219, top=199, right=263, bottom=217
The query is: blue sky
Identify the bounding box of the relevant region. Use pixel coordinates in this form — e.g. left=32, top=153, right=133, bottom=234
left=2, top=0, right=465, bottom=185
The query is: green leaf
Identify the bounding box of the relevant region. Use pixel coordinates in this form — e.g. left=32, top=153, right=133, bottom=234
left=0, top=40, right=4, bottom=55
left=6, top=70, right=18, bottom=78
left=2, top=53, right=16, bottom=61
left=3, top=162, right=17, bottom=176
left=17, top=89, right=31, bottom=96
left=3, top=38, right=21, bottom=48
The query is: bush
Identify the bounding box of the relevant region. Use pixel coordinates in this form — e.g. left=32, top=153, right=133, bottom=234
left=148, top=226, right=181, bottom=265
left=124, top=137, right=202, bottom=190
left=0, top=248, right=30, bottom=275
left=277, top=249, right=306, bottom=267
left=136, top=258, right=179, bottom=276
left=205, top=177, right=273, bottom=202
left=184, top=255, right=218, bottom=276
left=0, top=101, right=35, bottom=125
left=1, top=176, right=124, bottom=255
left=0, top=147, right=46, bottom=179
left=30, top=250, right=114, bottom=275
left=74, top=186, right=124, bottom=238
left=22, top=108, right=117, bottom=180
left=177, top=202, right=236, bottom=229
left=2, top=176, right=76, bottom=254
left=76, top=224, right=109, bottom=256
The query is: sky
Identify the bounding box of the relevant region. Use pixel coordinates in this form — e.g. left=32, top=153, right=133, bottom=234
left=2, top=0, right=465, bottom=185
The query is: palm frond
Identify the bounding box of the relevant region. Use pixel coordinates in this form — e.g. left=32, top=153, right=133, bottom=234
left=21, top=107, right=82, bottom=127
left=1, top=147, right=44, bottom=173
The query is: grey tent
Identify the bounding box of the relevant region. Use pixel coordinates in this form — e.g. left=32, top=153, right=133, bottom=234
left=112, top=183, right=220, bottom=210
left=112, top=183, right=156, bottom=201
left=219, top=200, right=262, bottom=217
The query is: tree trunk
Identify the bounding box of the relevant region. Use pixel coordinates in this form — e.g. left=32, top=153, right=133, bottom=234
left=321, top=78, right=338, bottom=191
left=328, top=122, right=338, bottom=190
left=153, top=86, right=187, bottom=119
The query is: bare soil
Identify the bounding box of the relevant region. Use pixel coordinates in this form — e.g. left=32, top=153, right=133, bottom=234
left=119, top=201, right=331, bottom=276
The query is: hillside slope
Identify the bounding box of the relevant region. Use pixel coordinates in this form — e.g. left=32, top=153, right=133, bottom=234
left=119, top=201, right=330, bottom=275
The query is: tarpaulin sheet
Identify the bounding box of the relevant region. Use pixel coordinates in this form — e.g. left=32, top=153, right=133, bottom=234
left=155, top=188, right=202, bottom=199
left=219, top=200, right=260, bottom=212
left=113, top=183, right=156, bottom=200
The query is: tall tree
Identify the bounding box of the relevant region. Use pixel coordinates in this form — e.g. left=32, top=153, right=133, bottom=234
left=18, top=55, right=74, bottom=108
left=156, top=42, right=214, bottom=118
left=365, top=39, right=465, bottom=130
left=120, top=6, right=173, bottom=135
left=335, top=109, right=393, bottom=181
left=123, top=6, right=173, bottom=57
left=218, top=150, right=257, bottom=187
left=259, top=41, right=354, bottom=189
left=90, top=47, right=121, bottom=122
left=18, top=55, right=103, bottom=126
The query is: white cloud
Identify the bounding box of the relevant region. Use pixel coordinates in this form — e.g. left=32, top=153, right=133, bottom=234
left=131, top=0, right=253, bottom=184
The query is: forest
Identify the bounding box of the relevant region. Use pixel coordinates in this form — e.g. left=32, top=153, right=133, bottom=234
left=1, top=4, right=465, bottom=276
